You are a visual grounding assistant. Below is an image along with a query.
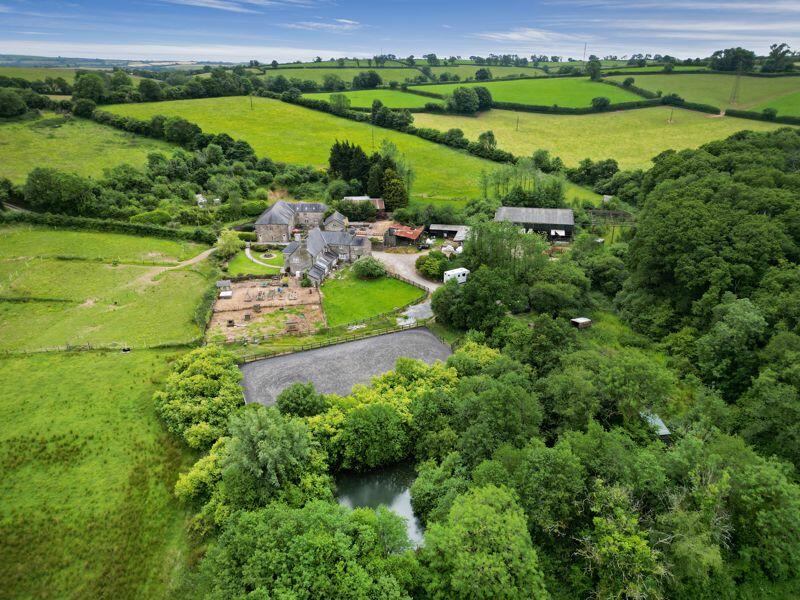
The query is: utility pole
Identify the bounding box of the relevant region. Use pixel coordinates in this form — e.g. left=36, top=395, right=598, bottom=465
left=249, top=94, right=253, bottom=110
left=583, top=43, right=587, bottom=62
left=516, top=115, right=520, bottom=132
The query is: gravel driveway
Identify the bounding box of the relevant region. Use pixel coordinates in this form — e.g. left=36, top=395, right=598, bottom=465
left=372, top=251, right=441, bottom=293
left=240, top=328, right=452, bottom=405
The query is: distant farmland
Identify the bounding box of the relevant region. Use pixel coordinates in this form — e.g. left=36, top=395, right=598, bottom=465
left=260, top=67, right=423, bottom=85
left=303, top=89, right=442, bottom=108
left=426, top=65, right=544, bottom=79
left=0, top=66, right=78, bottom=82
left=414, top=106, right=791, bottom=169
left=607, top=73, right=800, bottom=112
left=410, top=77, right=641, bottom=107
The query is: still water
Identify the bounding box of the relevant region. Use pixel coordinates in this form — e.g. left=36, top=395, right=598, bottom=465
left=336, top=462, right=424, bottom=546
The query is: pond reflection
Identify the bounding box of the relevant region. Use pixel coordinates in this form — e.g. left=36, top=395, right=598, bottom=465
left=336, top=462, right=424, bottom=546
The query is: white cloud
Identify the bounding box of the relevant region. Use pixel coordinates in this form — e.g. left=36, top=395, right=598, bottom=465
left=161, top=0, right=317, bottom=13
left=552, top=0, right=800, bottom=13
left=475, top=27, right=588, bottom=44
left=0, top=39, right=372, bottom=62
left=281, top=18, right=362, bottom=32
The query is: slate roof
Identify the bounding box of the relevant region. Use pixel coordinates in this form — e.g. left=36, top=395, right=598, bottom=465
left=494, top=207, right=574, bottom=227
left=256, top=201, right=327, bottom=225
left=283, top=241, right=301, bottom=255
left=324, top=211, right=347, bottom=228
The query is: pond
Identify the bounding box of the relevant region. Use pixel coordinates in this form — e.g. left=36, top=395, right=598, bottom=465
left=336, top=462, right=424, bottom=546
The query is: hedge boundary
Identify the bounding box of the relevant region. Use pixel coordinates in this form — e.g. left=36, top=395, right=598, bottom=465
left=725, top=109, right=800, bottom=126
left=0, top=211, right=217, bottom=244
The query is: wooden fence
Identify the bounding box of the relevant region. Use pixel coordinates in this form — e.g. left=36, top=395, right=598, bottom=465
left=239, top=323, right=423, bottom=364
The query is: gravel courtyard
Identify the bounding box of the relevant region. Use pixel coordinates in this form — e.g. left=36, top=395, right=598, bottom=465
left=240, top=328, right=452, bottom=405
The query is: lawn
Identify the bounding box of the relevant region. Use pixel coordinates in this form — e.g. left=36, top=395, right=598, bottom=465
left=0, top=66, right=78, bottom=82
left=226, top=249, right=282, bottom=276
left=411, top=77, right=641, bottom=107
left=321, top=268, right=425, bottom=327
left=304, top=88, right=442, bottom=108
left=606, top=73, right=800, bottom=110
left=0, top=349, right=192, bottom=599
left=414, top=106, right=790, bottom=170
left=0, top=225, right=205, bottom=263
left=261, top=67, right=423, bottom=85
left=0, top=113, right=175, bottom=183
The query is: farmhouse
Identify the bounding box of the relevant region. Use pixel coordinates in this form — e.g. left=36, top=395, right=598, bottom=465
left=494, top=207, right=575, bottom=241
left=323, top=211, right=348, bottom=232
left=383, top=224, right=425, bottom=247
left=255, top=201, right=327, bottom=243
left=283, top=226, right=372, bottom=285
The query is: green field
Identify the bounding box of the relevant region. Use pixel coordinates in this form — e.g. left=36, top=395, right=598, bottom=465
left=225, top=249, right=282, bottom=276
left=0, top=227, right=211, bottom=351
left=0, top=227, right=219, bottom=598
left=0, top=114, right=174, bottom=183
left=0, top=66, right=78, bottom=82
left=414, top=106, right=790, bottom=170
left=321, top=268, right=425, bottom=327
left=105, top=96, right=598, bottom=205
left=410, top=77, right=641, bottom=107
left=0, top=225, right=204, bottom=263
left=754, top=89, right=800, bottom=117
left=262, top=67, right=423, bottom=85
left=427, top=65, right=543, bottom=79
left=304, top=88, right=442, bottom=108
left=607, top=73, right=800, bottom=111
left=105, top=96, right=492, bottom=203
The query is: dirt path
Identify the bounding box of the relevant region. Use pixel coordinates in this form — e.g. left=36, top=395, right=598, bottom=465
left=131, top=247, right=215, bottom=287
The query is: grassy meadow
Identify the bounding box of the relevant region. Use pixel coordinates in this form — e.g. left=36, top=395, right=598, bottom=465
left=321, top=268, right=425, bottom=327
left=105, top=96, right=598, bottom=205
left=262, top=67, right=423, bottom=84
left=754, top=89, right=800, bottom=117
left=427, top=65, right=543, bottom=79
left=105, top=96, right=493, bottom=203
left=411, top=77, right=641, bottom=107
left=0, top=227, right=219, bottom=598
left=304, top=88, right=442, bottom=108
left=607, top=73, right=800, bottom=111
left=0, top=114, right=174, bottom=183
left=414, top=106, right=790, bottom=169
left=0, top=225, right=204, bottom=263
left=0, top=65, right=78, bottom=82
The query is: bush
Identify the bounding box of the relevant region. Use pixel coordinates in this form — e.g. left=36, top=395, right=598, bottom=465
left=237, top=231, right=257, bottom=242
left=0, top=88, right=27, bottom=117
left=153, top=346, right=243, bottom=449
left=591, top=96, right=611, bottom=109
left=72, top=98, right=96, bottom=118
left=351, top=256, right=386, bottom=279
left=276, top=382, right=328, bottom=417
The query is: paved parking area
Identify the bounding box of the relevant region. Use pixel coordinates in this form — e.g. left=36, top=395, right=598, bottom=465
left=240, top=328, right=452, bottom=405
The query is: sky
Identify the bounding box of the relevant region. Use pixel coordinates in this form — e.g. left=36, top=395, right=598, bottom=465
left=0, top=0, right=798, bottom=63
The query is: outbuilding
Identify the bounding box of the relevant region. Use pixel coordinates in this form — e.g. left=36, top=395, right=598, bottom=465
left=444, top=267, right=470, bottom=284
left=494, top=207, right=574, bottom=241
left=570, top=317, right=592, bottom=329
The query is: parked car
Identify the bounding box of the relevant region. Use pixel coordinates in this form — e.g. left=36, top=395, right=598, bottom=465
left=417, top=243, right=431, bottom=250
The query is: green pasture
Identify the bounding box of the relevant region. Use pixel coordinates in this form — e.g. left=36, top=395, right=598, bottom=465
left=607, top=73, right=800, bottom=110
left=225, top=249, right=282, bottom=276
left=410, top=77, right=641, bottom=107
left=321, top=268, right=425, bottom=327
left=0, top=113, right=174, bottom=183
left=604, top=65, right=708, bottom=73
left=262, top=67, right=423, bottom=85
left=106, top=96, right=599, bottom=205
left=0, top=66, right=78, bottom=82
left=0, top=225, right=205, bottom=263
left=276, top=59, right=407, bottom=68
left=414, top=106, right=790, bottom=170
left=427, top=65, right=543, bottom=79
left=0, top=349, right=192, bottom=599
left=754, top=89, right=800, bottom=117
left=304, top=88, right=442, bottom=108
left=106, top=96, right=491, bottom=203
